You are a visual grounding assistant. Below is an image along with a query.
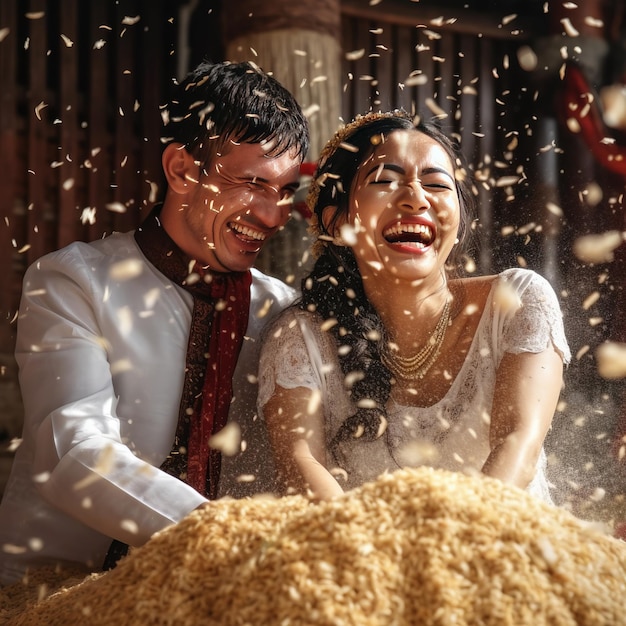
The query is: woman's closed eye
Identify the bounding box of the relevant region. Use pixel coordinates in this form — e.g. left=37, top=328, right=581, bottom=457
left=422, top=180, right=453, bottom=190
left=367, top=177, right=452, bottom=191
left=369, top=177, right=398, bottom=185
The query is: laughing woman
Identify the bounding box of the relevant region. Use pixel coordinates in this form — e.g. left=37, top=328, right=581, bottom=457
left=258, top=111, right=570, bottom=502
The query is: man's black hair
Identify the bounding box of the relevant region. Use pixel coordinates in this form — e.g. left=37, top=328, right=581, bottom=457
left=162, top=60, right=309, bottom=162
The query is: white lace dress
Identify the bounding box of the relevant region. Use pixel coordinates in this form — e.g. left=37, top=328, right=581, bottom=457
left=258, top=268, right=571, bottom=503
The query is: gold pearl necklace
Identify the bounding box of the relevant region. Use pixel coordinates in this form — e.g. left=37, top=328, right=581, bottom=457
left=381, top=299, right=452, bottom=381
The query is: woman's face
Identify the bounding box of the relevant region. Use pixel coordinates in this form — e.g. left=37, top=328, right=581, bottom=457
left=345, top=129, right=461, bottom=287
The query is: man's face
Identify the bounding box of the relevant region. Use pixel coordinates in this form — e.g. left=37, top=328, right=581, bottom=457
left=177, top=141, right=301, bottom=272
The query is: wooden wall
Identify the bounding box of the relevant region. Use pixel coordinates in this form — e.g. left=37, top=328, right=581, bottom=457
left=2, top=0, right=626, bottom=521
left=0, top=0, right=180, bottom=354
left=0, top=0, right=620, bottom=393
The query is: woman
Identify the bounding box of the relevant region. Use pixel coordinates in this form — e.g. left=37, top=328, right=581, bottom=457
left=258, top=110, right=570, bottom=502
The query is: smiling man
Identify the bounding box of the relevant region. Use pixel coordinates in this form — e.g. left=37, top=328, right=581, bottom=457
left=0, top=61, right=309, bottom=585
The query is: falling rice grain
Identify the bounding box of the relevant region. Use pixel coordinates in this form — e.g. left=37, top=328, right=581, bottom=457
left=573, top=230, right=624, bottom=264
left=596, top=341, right=626, bottom=379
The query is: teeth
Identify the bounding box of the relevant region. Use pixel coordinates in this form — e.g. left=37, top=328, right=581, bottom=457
left=230, top=223, right=266, bottom=241
left=383, top=223, right=433, bottom=240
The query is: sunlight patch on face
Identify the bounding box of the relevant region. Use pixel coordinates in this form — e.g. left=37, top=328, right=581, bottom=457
left=339, top=223, right=358, bottom=246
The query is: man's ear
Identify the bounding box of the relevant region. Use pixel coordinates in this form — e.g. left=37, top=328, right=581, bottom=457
left=162, top=143, right=199, bottom=194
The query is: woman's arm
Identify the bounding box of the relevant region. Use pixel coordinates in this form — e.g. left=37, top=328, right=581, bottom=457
left=263, top=384, right=344, bottom=500
left=482, top=346, right=563, bottom=488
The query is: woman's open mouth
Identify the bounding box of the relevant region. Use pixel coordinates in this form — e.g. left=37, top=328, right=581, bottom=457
left=382, top=222, right=435, bottom=249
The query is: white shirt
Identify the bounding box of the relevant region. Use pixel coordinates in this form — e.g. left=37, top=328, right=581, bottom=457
left=0, top=230, right=295, bottom=585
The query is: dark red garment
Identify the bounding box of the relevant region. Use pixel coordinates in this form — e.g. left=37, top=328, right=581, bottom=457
left=134, top=206, right=251, bottom=498
left=177, top=264, right=251, bottom=497
left=559, top=62, right=626, bottom=178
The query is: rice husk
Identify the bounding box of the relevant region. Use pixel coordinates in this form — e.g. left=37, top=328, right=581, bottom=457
left=4, top=467, right=626, bottom=625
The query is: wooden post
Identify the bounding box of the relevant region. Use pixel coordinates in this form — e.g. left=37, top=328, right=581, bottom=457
left=220, top=0, right=342, bottom=286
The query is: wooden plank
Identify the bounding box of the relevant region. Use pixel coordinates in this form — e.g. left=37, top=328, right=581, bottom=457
left=340, top=16, right=356, bottom=119
left=86, top=0, right=115, bottom=242
left=414, top=28, right=436, bottom=122
left=340, top=16, right=375, bottom=117
left=434, top=31, right=456, bottom=121
left=0, top=0, right=19, bottom=350
left=341, top=0, right=536, bottom=41
left=137, top=0, right=168, bottom=225
left=352, top=19, right=375, bottom=114
left=112, top=0, right=140, bottom=233
left=457, top=33, right=478, bottom=160
left=392, top=24, right=413, bottom=113
left=25, top=0, right=50, bottom=266
left=368, top=19, right=393, bottom=111
left=57, top=0, right=80, bottom=249
left=476, top=37, right=496, bottom=274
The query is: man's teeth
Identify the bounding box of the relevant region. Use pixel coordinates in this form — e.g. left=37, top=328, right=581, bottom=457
left=230, top=223, right=265, bottom=241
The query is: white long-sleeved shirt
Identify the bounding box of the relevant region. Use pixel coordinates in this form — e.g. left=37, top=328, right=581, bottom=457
left=0, top=230, right=295, bottom=585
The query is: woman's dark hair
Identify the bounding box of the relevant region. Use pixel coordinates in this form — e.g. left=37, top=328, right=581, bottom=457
left=299, top=110, right=476, bottom=459
left=162, top=60, right=310, bottom=166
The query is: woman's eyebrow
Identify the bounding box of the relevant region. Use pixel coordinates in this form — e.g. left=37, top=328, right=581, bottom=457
left=363, top=163, right=454, bottom=181
left=421, top=166, right=455, bottom=181
left=363, top=163, right=405, bottom=178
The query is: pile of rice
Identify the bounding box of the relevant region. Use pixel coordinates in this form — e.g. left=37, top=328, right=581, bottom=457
left=3, top=467, right=626, bottom=625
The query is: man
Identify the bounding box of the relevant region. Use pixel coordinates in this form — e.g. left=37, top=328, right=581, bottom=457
left=0, top=60, right=309, bottom=585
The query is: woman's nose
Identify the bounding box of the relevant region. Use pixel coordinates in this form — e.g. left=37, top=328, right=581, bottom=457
left=398, top=180, right=428, bottom=211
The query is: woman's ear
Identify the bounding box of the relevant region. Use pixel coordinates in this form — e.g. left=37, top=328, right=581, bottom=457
left=321, top=205, right=345, bottom=236
left=321, top=205, right=354, bottom=247
left=162, top=143, right=199, bottom=194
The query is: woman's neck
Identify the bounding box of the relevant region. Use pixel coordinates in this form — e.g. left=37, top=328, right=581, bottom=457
left=364, top=275, right=453, bottom=354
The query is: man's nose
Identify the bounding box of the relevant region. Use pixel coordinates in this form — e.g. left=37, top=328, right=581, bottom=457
left=254, top=193, right=292, bottom=228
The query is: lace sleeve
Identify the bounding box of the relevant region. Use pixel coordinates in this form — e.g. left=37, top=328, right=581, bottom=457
left=500, top=269, right=571, bottom=364
left=257, top=308, right=330, bottom=410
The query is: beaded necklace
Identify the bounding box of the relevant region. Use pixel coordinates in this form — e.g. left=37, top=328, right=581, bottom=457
left=381, top=299, right=452, bottom=381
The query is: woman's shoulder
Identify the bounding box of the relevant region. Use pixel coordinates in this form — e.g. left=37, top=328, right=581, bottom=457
left=266, top=304, right=322, bottom=329
left=457, top=268, right=552, bottom=298
left=262, top=305, right=326, bottom=345
left=497, top=267, right=548, bottom=288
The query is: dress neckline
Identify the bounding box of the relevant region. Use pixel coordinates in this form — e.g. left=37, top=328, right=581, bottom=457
left=389, top=275, right=500, bottom=411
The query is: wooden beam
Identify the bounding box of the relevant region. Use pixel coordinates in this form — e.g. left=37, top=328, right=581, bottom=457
left=340, top=0, right=537, bottom=41
left=0, top=0, right=19, bottom=349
